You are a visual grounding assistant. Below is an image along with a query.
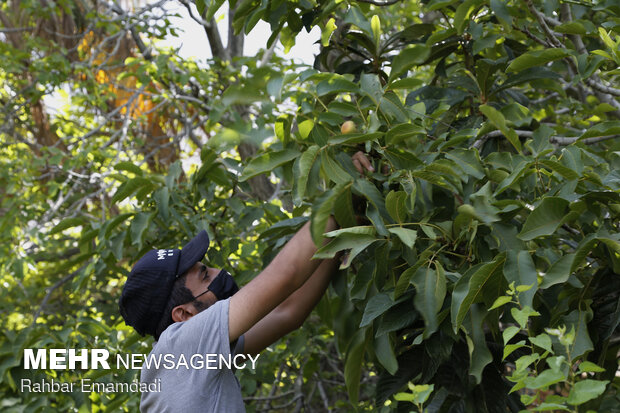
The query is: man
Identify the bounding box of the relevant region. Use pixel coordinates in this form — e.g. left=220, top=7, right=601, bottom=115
left=119, top=152, right=374, bottom=411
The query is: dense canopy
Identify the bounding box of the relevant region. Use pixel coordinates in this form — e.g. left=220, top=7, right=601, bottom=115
left=1, top=0, right=619, bottom=411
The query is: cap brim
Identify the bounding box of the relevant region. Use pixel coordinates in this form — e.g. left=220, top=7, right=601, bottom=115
left=177, top=230, right=210, bottom=277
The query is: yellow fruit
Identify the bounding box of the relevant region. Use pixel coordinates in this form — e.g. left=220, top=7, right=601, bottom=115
left=458, top=204, right=476, bottom=217
left=340, top=121, right=356, bottom=134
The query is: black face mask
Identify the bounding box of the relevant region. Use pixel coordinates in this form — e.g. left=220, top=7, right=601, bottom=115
left=208, top=269, right=239, bottom=300
left=193, top=269, right=239, bottom=301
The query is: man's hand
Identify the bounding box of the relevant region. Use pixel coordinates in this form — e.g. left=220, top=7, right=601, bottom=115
left=352, top=151, right=374, bottom=175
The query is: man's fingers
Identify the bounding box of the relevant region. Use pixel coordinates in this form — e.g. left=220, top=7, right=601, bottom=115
left=352, top=151, right=375, bottom=173
left=353, top=159, right=363, bottom=174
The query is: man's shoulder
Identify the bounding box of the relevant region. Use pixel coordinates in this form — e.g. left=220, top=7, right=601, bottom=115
left=157, top=298, right=230, bottom=348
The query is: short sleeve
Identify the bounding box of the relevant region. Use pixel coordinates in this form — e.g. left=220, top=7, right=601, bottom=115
left=231, top=334, right=245, bottom=356
left=168, top=298, right=232, bottom=358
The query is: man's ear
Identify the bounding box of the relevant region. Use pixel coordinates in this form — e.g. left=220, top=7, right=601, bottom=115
left=171, top=303, right=198, bottom=322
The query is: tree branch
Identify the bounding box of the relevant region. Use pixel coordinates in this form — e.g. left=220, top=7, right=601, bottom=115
left=227, top=3, right=244, bottom=58
left=473, top=130, right=620, bottom=149
left=584, top=78, right=620, bottom=97
left=179, top=0, right=230, bottom=61
left=33, top=264, right=88, bottom=323
left=525, top=0, right=563, bottom=49
left=550, top=134, right=620, bottom=145
left=524, top=0, right=620, bottom=117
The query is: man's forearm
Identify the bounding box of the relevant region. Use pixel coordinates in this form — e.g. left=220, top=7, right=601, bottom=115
left=267, top=217, right=338, bottom=291
left=242, top=255, right=340, bottom=354
left=277, top=253, right=340, bottom=328
left=228, top=216, right=338, bottom=341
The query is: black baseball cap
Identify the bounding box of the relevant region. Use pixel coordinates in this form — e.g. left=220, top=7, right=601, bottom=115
left=119, top=230, right=210, bottom=337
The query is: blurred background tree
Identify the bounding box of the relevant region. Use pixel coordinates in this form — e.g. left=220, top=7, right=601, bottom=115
left=1, top=0, right=619, bottom=411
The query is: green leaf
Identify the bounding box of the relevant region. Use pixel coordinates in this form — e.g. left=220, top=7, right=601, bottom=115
left=295, top=145, right=320, bottom=203
left=563, top=308, right=593, bottom=358
left=518, top=197, right=569, bottom=240
left=321, top=151, right=353, bottom=184
left=353, top=179, right=391, bottom=222
left=130, top=212, right=153, bottom=247
left=384, top=147, right=424, bottom=169
left=389, top=45, right=431, bottom=81
left=266, top=75, right=284, bottom=102
left=467, top=304, right=493, bottom=383
left=490, top=0, right=512, bottom=25
left=529, top=334, right=553, bottom=353
left=150, top=189, right=167, bottom=222
left=410, top=384, right=435, bottom=404
left=533, top=403, right=571, bottom=411
left=195, top=0, right=206, bottom=15
left=344, top=5, right=373, bottom=38
left=504, top=341, right=526, bottom=360
left=314, top=233, right=377, bottom=266
left=511, top=306, right=540, bottom=329
left=489, top=296, right=512, bottom=310
left=239, top=148, right=300, bottom=182
left=317, top=76, right=360, bottom=96
left=539, top=160, right=580, bottom=180
left=385, top=191, right=408, bottom=224
left=50, top=217, right=87, bottom=235
left=506, top=49, right=571, bottom=73
left=454, top=0, right=480, bottom=34
left=494, top=160, right=533, bottom=196
left=222, top=83, right=266, bottom=106
left=329, top=132, right=384, bottom=145
left=374, top=334, right=398, bottom=375
left=205, top=0, right=226, bottom=21
left=311, top=182, right=351, bottom=245
left=451, top=256, right=505, bottom=331
left=344, top=328, right=369, bottom=404
left=479, top=104, right=522, bottom=152
left=579, top=121, right=620, bottom=139
left=388, top=227, right=417, bottom=248
left=111, top=177, right=154, bottom=204
left=445, top=148, right=485, bottom=180
left=371, top=15, right=381, bottom=49
left=113, top=161, right=143, bottom=176
left=385, top=123, right=426, bottom=145
left=555, top=21, right=588, bottom=35
left=524, top=369, right=566, bottom=389
left=275, top=115, right=291, bottom=144
left=411, top=264, right=446, bottom=335
left=540, top=254, right=574, bottom=289
left=515, top=353, right=540, bottom=373
left=360, top=293, right=396, bottom=327
left=104, top=213, right=134, bottom=238
left=567, top=380, right=609, bottom=405
left=578, top=361, right=605, bottom=373
left=503, top=326, right=521, bottom=345
left=394, top=392, right=415, bottom=402
left=333, top=187, right=357, bottom=229
left=503, top=251, right=538, bottom=308
left=298, top=119, right=314, bottom=139
left=321, top=18, right=337, bottom=47
left=324, top=226, right=376, bottom=238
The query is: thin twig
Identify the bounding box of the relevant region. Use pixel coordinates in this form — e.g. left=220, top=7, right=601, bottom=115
left=473, top=130, right=620, bottom=149
left=33, top=264, right=89, bottom=323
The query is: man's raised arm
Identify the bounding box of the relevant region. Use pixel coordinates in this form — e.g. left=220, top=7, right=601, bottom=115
left=228, top=217, right=337, bottom=342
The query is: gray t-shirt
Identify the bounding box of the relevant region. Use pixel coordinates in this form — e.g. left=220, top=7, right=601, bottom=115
left=140, top=298, right=246, bottom=412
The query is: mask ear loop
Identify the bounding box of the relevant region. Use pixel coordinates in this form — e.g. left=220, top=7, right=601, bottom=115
left=191, top=263, right=213, bottom=300
left=192, top=287, right=211, bottom=301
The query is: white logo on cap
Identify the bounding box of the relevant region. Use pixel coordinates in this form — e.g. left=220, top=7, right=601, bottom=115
left=156, top=249, right=174, bottom=260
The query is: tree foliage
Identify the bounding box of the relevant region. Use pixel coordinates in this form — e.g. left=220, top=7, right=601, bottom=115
left=1, top=0, right=619, bottom=412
